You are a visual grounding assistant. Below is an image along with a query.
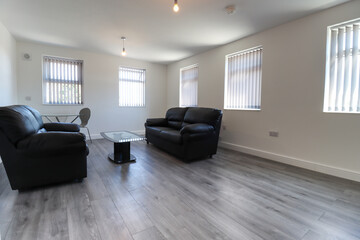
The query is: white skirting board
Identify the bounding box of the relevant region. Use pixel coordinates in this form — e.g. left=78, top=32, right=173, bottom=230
left=219, top=141, right=360, bottom=183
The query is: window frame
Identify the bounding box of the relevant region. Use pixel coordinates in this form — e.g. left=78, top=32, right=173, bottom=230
left=323, top=18, right=360, bottom=114
left=41, top=55, right=84, bottom=106
left=118, top=66, right=146, bottom=108
left=179, top=64, right=199, bottom=107
left=224, top=46, right=263, bottom=111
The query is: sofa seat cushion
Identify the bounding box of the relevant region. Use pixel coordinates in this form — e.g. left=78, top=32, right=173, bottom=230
left=146, top=126, right=174, bottom=137
left=44, top=123, right=80, bottom=132
left=159, top=129, right=182, bottom=144
left=17, top=132, right=87, bottom=155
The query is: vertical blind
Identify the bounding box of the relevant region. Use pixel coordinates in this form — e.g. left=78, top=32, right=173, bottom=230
left=43, top=56, right=83, bottom=105
left=119, top=67, right=146, bottom=107
left=324, top=20, right=360, bottom=113
left=224, top=47, right=263, bottom=110
left=180, top=65, right=198, bottom=107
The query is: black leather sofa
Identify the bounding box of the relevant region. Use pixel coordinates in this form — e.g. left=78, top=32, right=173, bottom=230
left=0, top=105, right=88, bottom=190
left=145, top=107, right=222, bottom=161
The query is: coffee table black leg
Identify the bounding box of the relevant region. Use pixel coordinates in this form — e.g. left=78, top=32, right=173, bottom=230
left=108, top=142, right=136, bottom=164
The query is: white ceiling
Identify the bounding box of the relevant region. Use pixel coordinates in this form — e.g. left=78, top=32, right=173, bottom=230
left=0, top=0, right=351, bottom=64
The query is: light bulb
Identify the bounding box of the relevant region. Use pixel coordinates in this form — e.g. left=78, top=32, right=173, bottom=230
left=173, top=2, right=179, bottom=12
left=121, top=37, right=127, bottom=56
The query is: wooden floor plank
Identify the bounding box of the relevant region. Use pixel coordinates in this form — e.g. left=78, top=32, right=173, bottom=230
left=132, top=226, right=166, bottom=240
left=5, top=189, right=45, bottom=240
left=103, top=176, right=154, bottom=235
left=82, top=169, right=110, bottom=201
left=66, top=183, right=101, bottom=240
left=91, top=197, right=133, bottom=240
left=301, top=229, right=349, bottom=240
left=0, top=220, right=11, bottom=240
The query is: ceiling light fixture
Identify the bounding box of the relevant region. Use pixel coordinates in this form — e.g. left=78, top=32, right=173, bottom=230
left=225, top=5, right=236, bottom=15
left=121, top=36, right=127, bottom=56
left=173, top=0, right=179, bottom=12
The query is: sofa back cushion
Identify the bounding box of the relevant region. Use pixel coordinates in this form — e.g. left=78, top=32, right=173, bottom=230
left=183, top=107, right=222, bottom=128
left=165, top=107, right=188, bottom=129
left=24, top=105, right=44, bottom=127
left=0, top=105, right=44, bottom=144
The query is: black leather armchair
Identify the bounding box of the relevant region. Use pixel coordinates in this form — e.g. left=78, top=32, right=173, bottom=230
left=145, top=107, right=222, bottom=161
left=0, top=105, right=88, bottom=190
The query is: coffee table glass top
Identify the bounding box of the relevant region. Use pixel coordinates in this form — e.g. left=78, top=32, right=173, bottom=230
left=100, top=131, right=145, bottom=143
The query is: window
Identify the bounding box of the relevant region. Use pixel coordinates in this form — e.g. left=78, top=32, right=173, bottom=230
left=119, top=67, right=146, bottom=107
left=42, top=56, right=83, bottom=105
left=324, top=19, right=360, bottom=113
left=180, top=64, right=198, bottom=107
left=224, top=46, right=263, bottom=110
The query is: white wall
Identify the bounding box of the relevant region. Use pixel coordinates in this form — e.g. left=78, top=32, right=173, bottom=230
left=16, top=41, right=167, bottom=138
left=167, top=1, right=360, bottom=181
left=0, top=21, right=17, bottom=106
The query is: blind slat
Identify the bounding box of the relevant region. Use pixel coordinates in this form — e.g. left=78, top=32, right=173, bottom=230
left=335, top=28, right=345, bottom=111
left=353, top=24, right=360, bottom=111
left=342, top=26, right=352, bottom=111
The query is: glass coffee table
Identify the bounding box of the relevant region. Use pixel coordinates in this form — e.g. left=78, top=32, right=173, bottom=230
left=100, top=131, right=145, bottom=164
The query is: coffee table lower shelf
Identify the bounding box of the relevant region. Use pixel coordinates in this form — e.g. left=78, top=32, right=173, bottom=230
left=108, top=142, right=136, bottom=164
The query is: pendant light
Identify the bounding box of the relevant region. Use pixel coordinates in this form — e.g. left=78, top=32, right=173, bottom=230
left=173, top=0, right=179, bottom=12
left=121, top=37, right=127, bottom=56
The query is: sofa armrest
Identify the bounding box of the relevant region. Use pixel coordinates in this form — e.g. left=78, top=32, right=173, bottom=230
left=180, top=123, right=214, bottom=135
left=44, top=122, right=80, bottom=132
left=17, top=132, right=86, bottom=154
left=145, top=118, right=168, bottom=127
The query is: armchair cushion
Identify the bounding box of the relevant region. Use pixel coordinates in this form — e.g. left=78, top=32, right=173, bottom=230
left=44, top=122, right=80, bottom=132
left=146, top=118, right=168, bottom=127
left=180, top=123, right=214, bottom=135
left=17, top=132, right=86, bottom=155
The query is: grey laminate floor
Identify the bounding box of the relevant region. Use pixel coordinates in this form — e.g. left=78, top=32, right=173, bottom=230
left=0, top=139, right=359, bottom=240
